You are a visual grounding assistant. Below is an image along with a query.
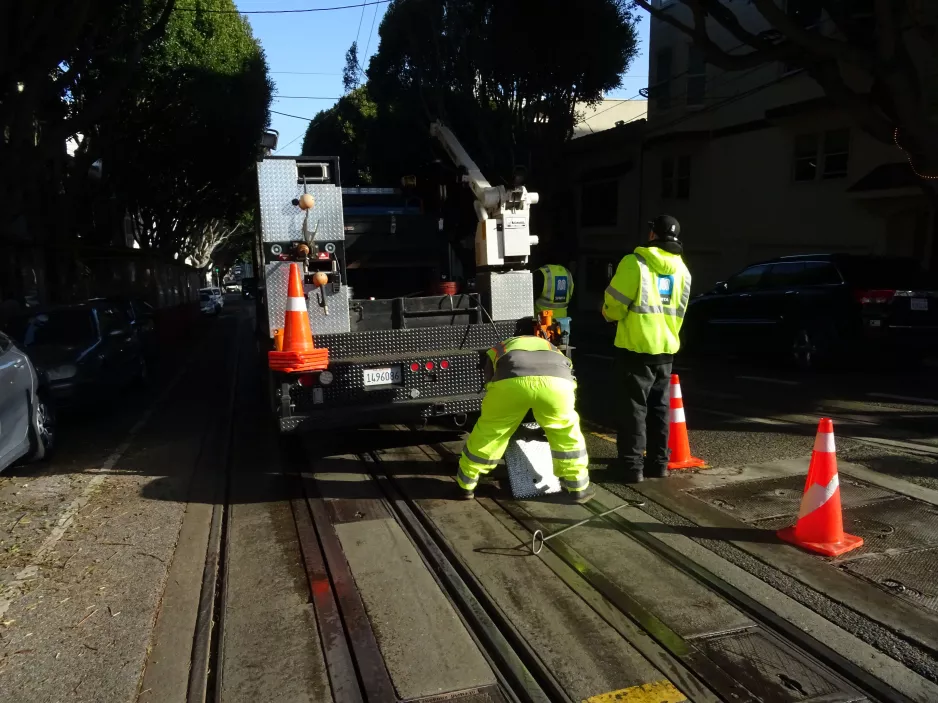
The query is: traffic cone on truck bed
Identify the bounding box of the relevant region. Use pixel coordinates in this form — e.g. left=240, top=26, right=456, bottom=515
left=667, top=375, right=706, bottom=470
left=777, top=418, right=863, bottom=557
left=267, top=263, right=329, bottom=373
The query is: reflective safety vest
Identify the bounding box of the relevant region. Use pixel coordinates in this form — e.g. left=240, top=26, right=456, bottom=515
left=535, top=265, right=574, bottom=319
left=486, top=336, right=574, bottom=383
left=603, top=246, right=691, bottom=355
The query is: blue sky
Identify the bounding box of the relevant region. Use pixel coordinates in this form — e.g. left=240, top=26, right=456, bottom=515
left=235, top=0, right=651, bottom=155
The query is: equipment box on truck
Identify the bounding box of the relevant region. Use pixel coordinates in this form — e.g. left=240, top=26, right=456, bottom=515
left=255, top=124, right=544, bottom=432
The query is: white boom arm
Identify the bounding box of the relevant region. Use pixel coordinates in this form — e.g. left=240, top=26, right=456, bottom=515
left=430, top=120, right=539, bottom=267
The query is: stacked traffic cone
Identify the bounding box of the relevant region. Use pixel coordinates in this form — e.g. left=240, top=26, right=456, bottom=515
left=777, top=419, right=863, bottom=557
left=667, top=375, right=706, bottom=470
left=267, top=263, right=329, bottom=373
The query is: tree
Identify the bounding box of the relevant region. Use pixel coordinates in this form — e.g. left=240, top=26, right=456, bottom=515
left=0, top=0, right=177, bottom=243
left=633, top=1, right=938, bottom=178
left=365, top=0, right=640, bottom=187
left=85, top=0, right=273, bottom=254
left=343, top=41, right=361, bottom=93
left=302, top=87, right=377, bottom=185
left=183, top=217, right=245, bottom=270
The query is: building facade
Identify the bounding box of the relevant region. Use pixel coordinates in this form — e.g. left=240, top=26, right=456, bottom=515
left=640, top=1, right=933, bottom=290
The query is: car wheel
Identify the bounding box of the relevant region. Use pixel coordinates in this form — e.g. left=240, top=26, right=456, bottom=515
left=791, top=328, right=819, bottom=371
left=28, top=391, right=56, bottom=462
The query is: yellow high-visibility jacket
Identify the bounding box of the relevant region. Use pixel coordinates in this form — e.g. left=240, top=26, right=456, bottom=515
left=535, top=265, right=574, bottom=319
left=602, top=246, right=691, bottom=354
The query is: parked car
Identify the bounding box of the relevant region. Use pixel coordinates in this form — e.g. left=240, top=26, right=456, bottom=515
left=7, top=301, right=148, bottom=406
left=0, top=330, right=54, bottom=472
left=241, top=277, right=257, bottom=299
left=682, top=254, right=938, bottom=369
left=200, top=287, right=224, bottom=309
left=224, top=283, right=241, bottom=294
left=200, top=291, right=220, bottom=316
left=90, top=297, right=156, bottom=349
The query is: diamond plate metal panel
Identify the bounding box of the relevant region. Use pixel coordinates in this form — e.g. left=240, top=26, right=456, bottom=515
left=698, top=629, right=860, bottom=702
left=257, top=159, right=345, bottom=243
left=317, top=321, right=520, bottom=360
left=478, top=271, right=534, bottom=321
left=843, top=548, right=938, bottom=614
left=264, top=261, right=290, bottom=337
left=688, top=475, right=894, bottom=523
left=264, top=260, right=351, bottom=336
left=309, top=284, right=351, bottom=335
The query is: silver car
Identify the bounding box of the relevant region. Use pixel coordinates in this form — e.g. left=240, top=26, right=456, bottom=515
left=0, top=330, right=55, bottom=472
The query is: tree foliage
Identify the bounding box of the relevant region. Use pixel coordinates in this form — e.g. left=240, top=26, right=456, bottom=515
left=87, top=0, right=273, bottom=254
left=343, top=41, right=361, bottom=93
left=303, top=0, right=639, bottom=189
left=0, top=0, right=177, bottom=242
left=302, top=87, right=378, bottom=185
left=634, top=0, right=938, bottom=177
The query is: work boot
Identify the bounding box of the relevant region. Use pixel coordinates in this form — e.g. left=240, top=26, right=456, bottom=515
left=457, top=486, right=475, bottom=500
left=643, top=465, right=668, bottom=479
left=566, top=485, right=596, bottom=504
left=622, top=468, right=644, bottom=484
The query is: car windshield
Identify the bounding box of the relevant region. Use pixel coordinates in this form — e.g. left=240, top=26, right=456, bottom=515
left=200, top=293, right=212, bottom=302
left=10, top=310, right=97, bottom=347
left=837, top=257, right=936, bottom=289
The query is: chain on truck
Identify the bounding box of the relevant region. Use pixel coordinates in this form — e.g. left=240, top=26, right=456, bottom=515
left=253, top=121, right=569, bottom=432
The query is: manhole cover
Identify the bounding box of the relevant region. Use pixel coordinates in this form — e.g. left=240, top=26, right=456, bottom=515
left=688, top=475, right=893, bottom=523
left=697, top=628, right=860, bottom=702
left=843, top=548, right=938, bottom=614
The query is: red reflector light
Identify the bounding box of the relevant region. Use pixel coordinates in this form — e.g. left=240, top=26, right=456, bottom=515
left=410, top=362, right=420, bottom=372
left=425, top=361, right=435, bottom=371
left=297, top=374, right=316, bottom=387
left=440, top=359, right=450, bottom=369
left=854, top=289, right=896, bottom=305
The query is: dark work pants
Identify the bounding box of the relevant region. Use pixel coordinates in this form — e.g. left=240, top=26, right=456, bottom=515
left=614, top=350, right=672, bottom=474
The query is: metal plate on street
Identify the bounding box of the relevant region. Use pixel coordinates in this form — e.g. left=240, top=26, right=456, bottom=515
left=911, top=297, right=928, bottom=311
left=363, top=365, right=402, bottom=387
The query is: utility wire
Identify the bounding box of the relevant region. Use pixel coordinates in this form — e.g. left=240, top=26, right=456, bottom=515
left=274, top=95, right=343, bottom=99
left=272, top=109, right=319, bottom=120
left=177, top=0, right=390, bottom=14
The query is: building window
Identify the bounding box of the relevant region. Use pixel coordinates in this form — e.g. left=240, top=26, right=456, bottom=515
left=792, top=129, right=849, bottom=182
left=793, top=134, right=818, bottom=181
left=822, top=129, right=850, bottom=179
left=686, top=45, right=706, bottom=107
left=655, top=49, right=673, bottom=110
left=579, top=180, right=618, bottom=227
left=661, top=156, right=690, bottom=199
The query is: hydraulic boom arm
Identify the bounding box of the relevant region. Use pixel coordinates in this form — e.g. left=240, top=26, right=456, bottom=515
left=430, top=120, right=539, bottom=267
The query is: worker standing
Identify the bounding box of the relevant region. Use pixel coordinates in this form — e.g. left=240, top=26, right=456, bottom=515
left=456, top=336, right=592, bottom=502
left=602, top=215, right=691, bottom=483
left=533, top=262, right=575, bottom=320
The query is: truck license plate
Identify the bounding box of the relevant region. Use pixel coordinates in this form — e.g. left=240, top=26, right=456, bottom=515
left=363, top=366, right=402, bottom=387
left=911, top=298, right=928, bottom=311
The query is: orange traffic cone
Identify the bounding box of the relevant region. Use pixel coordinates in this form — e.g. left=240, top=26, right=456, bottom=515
left=777, top=418, right=863, bottom=557
left=667, top=375, right=706, bottom=470
left=267, top=263, right=329, bottom=373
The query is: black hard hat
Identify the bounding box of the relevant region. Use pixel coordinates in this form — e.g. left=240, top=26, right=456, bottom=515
left=649, top=214, right=681, bottom=240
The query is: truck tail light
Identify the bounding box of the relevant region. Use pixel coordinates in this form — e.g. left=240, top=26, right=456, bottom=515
left=410, top=362, right=420, bottom=372
left=440, top=359, right=450, bottom=369
left=297, top=374, right=316, bottom=387
left=425, top=361, right=435, bottom=371
left=854, top=289, right=896, bottom=305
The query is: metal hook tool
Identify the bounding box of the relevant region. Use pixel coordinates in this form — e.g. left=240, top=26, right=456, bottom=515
left=530, top=499, right=646, bottom=555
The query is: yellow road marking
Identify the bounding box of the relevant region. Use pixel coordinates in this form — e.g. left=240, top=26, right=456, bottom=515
left=583, top=679, right=687, bottom=703
left=590, top=431, right=617, bottom=444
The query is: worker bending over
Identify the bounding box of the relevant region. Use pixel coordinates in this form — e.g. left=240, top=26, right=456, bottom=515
left=603, top=215, right=691, bottom=483
left=457, top=336, right=592, bottom=502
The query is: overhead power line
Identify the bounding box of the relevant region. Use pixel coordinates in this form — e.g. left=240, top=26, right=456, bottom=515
left=177, top=0, right=390, bottom=14
left=274, top=95, right=342, bottom=99
left=272, top=109, right=318, bottom=121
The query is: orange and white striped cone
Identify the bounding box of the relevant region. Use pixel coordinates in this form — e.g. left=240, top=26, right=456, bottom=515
left=667, top=375, right=706, bottom=470
left=777, top=418, right=863, bottom=557
left=268, top=263, right=329, bottom=373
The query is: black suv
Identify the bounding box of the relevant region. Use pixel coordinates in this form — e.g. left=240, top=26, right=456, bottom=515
left=682, top=254, right=938, bottom=369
